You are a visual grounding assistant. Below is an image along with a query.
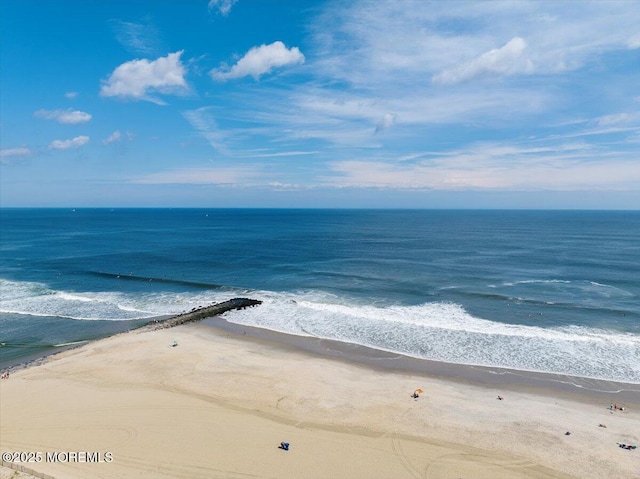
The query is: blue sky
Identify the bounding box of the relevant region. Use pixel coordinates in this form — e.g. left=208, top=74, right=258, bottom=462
left=1, top=0, right=639, bottom=208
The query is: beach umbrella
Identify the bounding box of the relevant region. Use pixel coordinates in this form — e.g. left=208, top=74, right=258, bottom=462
left=415, top=388, right=423, bottom=394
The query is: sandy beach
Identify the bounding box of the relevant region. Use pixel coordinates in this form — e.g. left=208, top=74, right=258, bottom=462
left=1, top=321, right=638, bottom=479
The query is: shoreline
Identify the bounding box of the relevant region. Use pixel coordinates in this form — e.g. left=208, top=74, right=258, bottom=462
left=204, top=314, right=640, bottom=407
left=1, top=313, right=639, bottom=478
left=0, top=299, right=261, bottom=374
left=3, top=299, right=639, bottom=407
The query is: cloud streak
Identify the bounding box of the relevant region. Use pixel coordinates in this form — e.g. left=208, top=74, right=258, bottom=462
left=34, top=109, right=92, bottom=124
left=1, top=147, right=32, bottom=158
left=433, top=37, right=533, bottom=84
left=110, top=19, right=163, bottom=56
left=103, top=131, right=122, bottom=145
left=325, top=140, right=640, bottom=191
left=49, top=136, right=90, bottom=150
left=182, top=107, right=230, bottom=154
left=133, top=166, right=262, bottom=185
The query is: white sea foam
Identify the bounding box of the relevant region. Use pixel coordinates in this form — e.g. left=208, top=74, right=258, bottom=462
left=2, top=279, right=638, bottom=383
left=0, top=279, right=234, bottom=320
left=221, top=290, right=640, bottom=384
left=503, top=279, right=632, bottom=297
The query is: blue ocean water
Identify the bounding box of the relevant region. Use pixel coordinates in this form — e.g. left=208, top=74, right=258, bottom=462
left=1, top=208, right=639, bottom=383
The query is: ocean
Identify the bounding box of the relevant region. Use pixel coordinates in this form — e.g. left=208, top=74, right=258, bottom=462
left=1, top=208, right=639, bottom=383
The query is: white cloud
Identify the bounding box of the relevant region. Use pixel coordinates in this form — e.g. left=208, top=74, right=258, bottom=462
left=329, top=158, right=640, bottom=191
left=308, top=1, right=639, bottom=89
left=103, top=131, right=122, bottom=145
left=133, top=166, right=261, bottom=185
left=1, top=147, right=32, bottom=158
left=64, top=91, right=78, bottom=99
left=433, top=37, right=532, bottom=84
left=267, top=182, right=309, bottom=191
left=593, top=112, right=640, bottom=127
left=34, top=109, right=92, bottom=124
left=375, top=113, right=397, bottom=133
left=325, top=140, right=640, bottom=191
left=48, top=136, right=90, bottom=150
left=211, top=41, right=304, bottom=81
left=208, top=0, right=237, bottom=16
left=103, top=130, right=134, bottom=145
left=171, top=1, right=639, bottom=200
left=1, top=147, right=32, bottom=164
left=100, top=51, right=187, bottom=104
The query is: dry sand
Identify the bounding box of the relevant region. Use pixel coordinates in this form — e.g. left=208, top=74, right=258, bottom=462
left=1, top=323, right=638, bottom=479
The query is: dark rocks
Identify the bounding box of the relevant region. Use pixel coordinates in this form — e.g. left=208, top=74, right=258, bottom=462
left=143, top=298, right=262, bottom=331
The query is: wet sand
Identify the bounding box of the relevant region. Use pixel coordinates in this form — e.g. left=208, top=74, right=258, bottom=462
left=1, top=320, right=638, bottom=479
left=205, top=315, right=640, bottom=405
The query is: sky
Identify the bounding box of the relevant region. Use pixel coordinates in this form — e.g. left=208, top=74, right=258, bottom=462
left=1, top=0, right=639, bottom=209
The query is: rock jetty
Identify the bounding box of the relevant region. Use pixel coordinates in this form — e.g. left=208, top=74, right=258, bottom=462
left=143, top=298, right=262, bottom=331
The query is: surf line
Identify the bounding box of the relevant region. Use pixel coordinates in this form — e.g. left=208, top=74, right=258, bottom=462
left=142, top=298, right=262, bottom=331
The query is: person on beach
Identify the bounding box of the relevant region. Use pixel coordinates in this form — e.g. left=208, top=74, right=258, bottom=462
left=617, top=443, right=637, bottom=450
left=279, top=442, right=290, bottom=451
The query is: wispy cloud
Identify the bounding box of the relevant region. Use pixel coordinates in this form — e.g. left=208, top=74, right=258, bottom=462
left=267, top=182, right=305, bottom=191
left=237, top=150, right=319, bottom=159
left=110, top=18, right=163, bottom=56
left=627, top=32, right=640, bottom=49
left=433, top=37, right=533, bottom=84
left=103, top=131, right=122, bottom=145
left=1, top=147, right=32, bottom=157
left=308, top=1, right=639, bottom=87
left=325, top=140, right=640, bottom=191
left=592, top=112, right=640, bottom=127
left=49, top=136, right=90, bottom=150
left=64, top=91, right=78, bottom=99
left=375, top=113, right=397, bottom=134
left=132, top=166, right=261, bottom=185
left=103, top=130, right=134, bottom=145
left=182, top=107, right=230, bottom=154
left=0, top=147, right=33, bottom=165
left=211, top=41, right=304, bottom=81
left=34, top=109, right=92, bottom=124
left=113, top=1, right=639, bottom=200
left=208, top=0, right=238, bottom=16
left=100, top=51, right=188, bottom=104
